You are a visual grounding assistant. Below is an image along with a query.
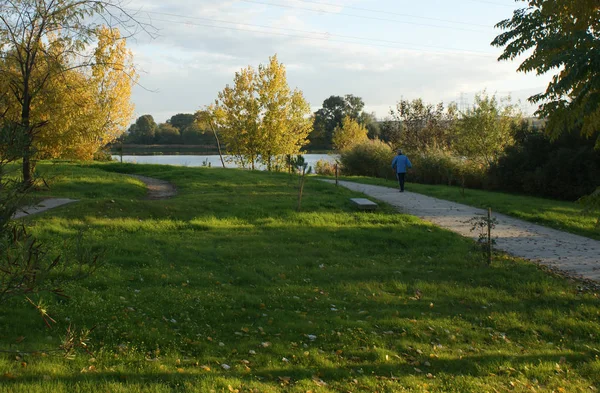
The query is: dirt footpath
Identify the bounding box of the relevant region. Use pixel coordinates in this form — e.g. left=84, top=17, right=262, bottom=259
left=13, top=175, right=177, bottom=219
left=129, top=174, right=177, bottom=200
left=325, top=180, right=600, bottom=283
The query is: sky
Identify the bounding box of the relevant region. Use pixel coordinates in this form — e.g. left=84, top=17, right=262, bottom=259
left=121, top=0, right=549, bottom=123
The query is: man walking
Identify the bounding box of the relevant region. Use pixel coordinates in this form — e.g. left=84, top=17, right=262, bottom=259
left=391, top=149, right=412, bottom=192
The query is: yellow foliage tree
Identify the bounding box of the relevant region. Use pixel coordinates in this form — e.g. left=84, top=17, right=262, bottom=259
left=1, top=27, right=136, bottom=161
left=213, top=55, right=312, bottom=170
left=257, top=56, right=312, bottom=170
left=0, top=0, right=147, bottom=184
left=332, top=116, right=368, bottom=151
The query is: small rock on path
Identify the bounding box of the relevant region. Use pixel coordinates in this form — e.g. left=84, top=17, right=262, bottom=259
left=325, top=180, right=600, bottom=283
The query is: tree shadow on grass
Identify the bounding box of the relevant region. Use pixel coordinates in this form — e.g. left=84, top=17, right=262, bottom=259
left=1, top=352, right=597, bottom=390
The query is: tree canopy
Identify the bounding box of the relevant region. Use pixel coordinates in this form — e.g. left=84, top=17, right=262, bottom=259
left=167, top=113, right=196, bottom=131
left=492, top=0, right=600, bottom=147
left=127, top=115, right=157, bottom=144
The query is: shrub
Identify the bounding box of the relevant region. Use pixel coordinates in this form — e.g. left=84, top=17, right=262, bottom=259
left=409, top=150, right=486, bottom=189
left=340, top=139, right=395, bottom=179
left=488, top=129, right=600, bottom=200
left=314, top=159, right=338, bottom=176
left=93, top=148, right=114, bottom=161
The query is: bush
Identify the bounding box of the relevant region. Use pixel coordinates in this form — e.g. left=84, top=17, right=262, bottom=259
left=93, top=148, right=114, bottom=161
left=409, top=150, right=486, bottom=189
left=340, top=139, right=395, bottom=179
left=314, top=159, right=338, bottom=176
left=488, top=129, right=600, bottom=200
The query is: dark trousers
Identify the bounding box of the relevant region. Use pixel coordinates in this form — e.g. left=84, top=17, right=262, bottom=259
left=396, top=172, right=406, bottom=191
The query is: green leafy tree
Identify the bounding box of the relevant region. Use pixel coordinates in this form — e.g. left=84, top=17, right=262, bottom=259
left=361, top=112, right=381, bottom=139
left=491, top=0, right=600, bottom=147
left=453, top=92, right=521, bottom=168
left=128, top=115, right=157, bottom=144
left=167, top=113, right=196, bottom=132
left=332, top=116, right=368, bottom=151
left=155, top=123, right=181, bottom=144
left=181, top=123, right=210, bottom=145
left=310, top=94, right=368, bottom=149
left=388, top=99, right=457, bottom=152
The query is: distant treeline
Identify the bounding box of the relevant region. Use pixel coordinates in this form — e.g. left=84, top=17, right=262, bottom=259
left=119, top=113, right=215, bottom=146
left=110, top=144, right=221, bottom=155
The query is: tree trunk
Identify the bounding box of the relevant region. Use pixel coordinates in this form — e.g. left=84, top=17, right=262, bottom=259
left=208, top=120, right=226, bottom=168
left=21, top=91, right=34, bottom=188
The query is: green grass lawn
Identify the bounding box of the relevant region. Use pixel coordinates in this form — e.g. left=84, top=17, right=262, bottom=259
left=329, top=175, right=600, bottom=241
left=1, top=162, right=599, bottom=392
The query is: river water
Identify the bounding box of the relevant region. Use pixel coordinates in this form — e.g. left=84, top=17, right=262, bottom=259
left=112, top=154, right=338, bottom=170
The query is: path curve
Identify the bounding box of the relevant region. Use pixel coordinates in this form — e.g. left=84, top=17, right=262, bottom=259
left=129, top=174, right=177, bottom=200
left=324, top=180, right=600, bottom=283
left=13, top=175, right=177, bottom=219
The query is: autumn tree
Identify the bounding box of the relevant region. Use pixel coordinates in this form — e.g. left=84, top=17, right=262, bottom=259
left=492, top=0, right=600, bottom=147
left=332, top=116, right=368, bottom=151
left=27, top=27, right=136, bottom=159
left=453, top=92, right=521, bottom=168
left=256, top=56, right=312, bottom=170
left=0, top=0, right=150, bottom=185
left=213, top=55, right=312, bottom=170
left=214, top=66, right=260, bottom=169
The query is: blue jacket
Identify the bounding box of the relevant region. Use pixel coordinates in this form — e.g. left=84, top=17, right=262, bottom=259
left=391, top=154, right=412, bottom=173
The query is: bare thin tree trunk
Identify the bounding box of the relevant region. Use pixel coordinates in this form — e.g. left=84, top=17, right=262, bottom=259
left=208, top=120, right=225, bottom=168
left=297, top=166, right=306, bottom=211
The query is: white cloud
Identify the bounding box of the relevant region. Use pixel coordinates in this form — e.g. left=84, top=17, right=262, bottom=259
left=121, top=0, right=548, bottom=123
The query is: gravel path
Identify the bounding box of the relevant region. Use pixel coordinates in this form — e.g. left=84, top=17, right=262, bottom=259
left=324, top=180, right=600, bottom=282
